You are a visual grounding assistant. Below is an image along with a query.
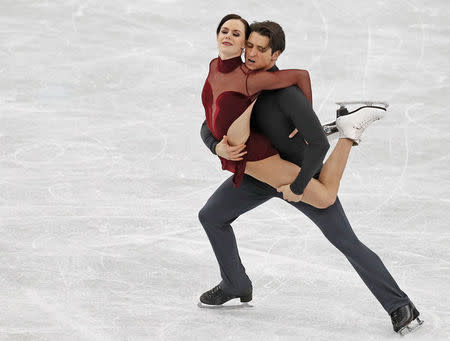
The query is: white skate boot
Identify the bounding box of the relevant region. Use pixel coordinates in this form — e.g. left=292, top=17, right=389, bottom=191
left=334, top=101, right=388, bottom=145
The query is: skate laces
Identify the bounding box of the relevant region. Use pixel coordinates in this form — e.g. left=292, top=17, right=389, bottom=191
left=208, top=285, right=221, bottom=297
left=391, top=307, right=408, bottom=325
left=391, top=310, right=400, bottom=323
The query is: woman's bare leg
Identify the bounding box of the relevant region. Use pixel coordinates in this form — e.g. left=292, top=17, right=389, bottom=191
left=245, top=155, right=331, bottom=208
left=245, top=138, right=354, bottom=209
left=226, top=100, right=256, bottom=146
left=315, top=138, right=353, bottom=197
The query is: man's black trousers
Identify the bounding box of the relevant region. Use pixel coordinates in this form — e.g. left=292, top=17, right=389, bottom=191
left=198, top=174, right=410, bottom=314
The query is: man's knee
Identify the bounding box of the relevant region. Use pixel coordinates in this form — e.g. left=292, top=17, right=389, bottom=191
left=198, top=204, right=224, bottom=229
left=198, top=205, right=211, bottom=226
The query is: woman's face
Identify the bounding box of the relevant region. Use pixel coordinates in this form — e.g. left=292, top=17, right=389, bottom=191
left=216, top=19, right=246, bottom=58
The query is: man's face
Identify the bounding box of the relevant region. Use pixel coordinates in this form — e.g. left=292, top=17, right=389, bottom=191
left=245, top=32, right=279, bottom=71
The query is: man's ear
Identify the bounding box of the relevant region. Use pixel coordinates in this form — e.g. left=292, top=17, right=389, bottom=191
left=271, top=50, right=281, bottom=61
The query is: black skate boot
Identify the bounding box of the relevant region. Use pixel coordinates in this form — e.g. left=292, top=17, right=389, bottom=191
left=199, top=284, right=252, bottom=305
left=390, top=302, right=424, bottom=336
left=324, top=101, right=388, bottom=140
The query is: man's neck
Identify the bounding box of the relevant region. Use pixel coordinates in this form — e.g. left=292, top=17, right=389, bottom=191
left=263, top=61, right=277, bottom=71
left=247, top=62, right=277, bottom=72
left=265, top=63, right=278, bottom=72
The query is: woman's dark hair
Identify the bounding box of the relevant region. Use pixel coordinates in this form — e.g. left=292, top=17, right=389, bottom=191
left=249, top=21, right=286, bottom=54
left=216, top=14, right=250, bottom=39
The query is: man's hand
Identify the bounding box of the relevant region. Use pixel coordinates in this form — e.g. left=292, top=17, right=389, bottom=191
left=215, top=135, right=247, bottom=161
left=277, top=184, right=303, bottom=202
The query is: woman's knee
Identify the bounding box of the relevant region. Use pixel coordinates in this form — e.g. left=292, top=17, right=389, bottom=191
left=314, top=193, right=337, bottom=209
left=323, top=194, right=337, bottom=209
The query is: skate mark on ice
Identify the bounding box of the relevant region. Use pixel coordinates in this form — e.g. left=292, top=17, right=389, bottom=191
left=13, top=141, right=65, bottom=166
left=25, top=288, right=114, bottom=340
left=12, top=138, right=112, bottom=175
left=166, top=236, right=352, bottom=276
left=355, top=102, right=420, bottom=221
left=82, top=119, right=167, bottom=165
left=48, top=182, right=75, bottom=202
left=249, top=205, right=314, bottom=287
left=362, top=23, right=372, bottom=99
left=316, top=82, right=336, bottom=119
left=385, top=0, right=426, bottom=103
left=309, top=0, right=329, bottom=68
left=80, top=132, right=115, bottom=176
left=405, top=0, right=426, bottom=69
left=404, top=102, right=441, bottom=134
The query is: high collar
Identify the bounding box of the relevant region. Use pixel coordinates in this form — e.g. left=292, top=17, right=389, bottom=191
left=217, top=55, right=242, bottom=73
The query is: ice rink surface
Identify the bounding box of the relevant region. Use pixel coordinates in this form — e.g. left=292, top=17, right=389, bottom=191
left=1, top=0, right=449, bottom=340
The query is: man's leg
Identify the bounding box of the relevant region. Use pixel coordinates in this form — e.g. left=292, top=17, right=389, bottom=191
left=198, top=174, right=274, bottom=295
left=286, top=195, right=410, bottom=314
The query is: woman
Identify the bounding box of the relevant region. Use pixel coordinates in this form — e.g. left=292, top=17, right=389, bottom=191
left=202, top=14, right=383, bottom=209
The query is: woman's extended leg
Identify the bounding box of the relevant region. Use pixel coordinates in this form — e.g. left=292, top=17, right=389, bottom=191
left=245, top=137, right=352, bottom=209
left=311, top=137, right=353, bottom=200
left=226, top=99, right=352, bottom=208
left=228, top=102, right=385, bottom=208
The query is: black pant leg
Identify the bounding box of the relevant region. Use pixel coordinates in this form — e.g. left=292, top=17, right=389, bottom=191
left=198, top=175, right=274, bottom=295
left=288, top=196, right=411, bottom=314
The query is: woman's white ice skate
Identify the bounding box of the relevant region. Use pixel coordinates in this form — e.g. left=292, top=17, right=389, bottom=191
left=335, top=101, right=388, bottom=145
left=323, top=101, right=388, bottom=141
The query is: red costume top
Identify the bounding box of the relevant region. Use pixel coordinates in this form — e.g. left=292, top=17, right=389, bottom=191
left=201, top=55, right=307, bottom=187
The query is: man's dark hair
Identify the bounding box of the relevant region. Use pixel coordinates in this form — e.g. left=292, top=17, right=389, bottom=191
left=216, top=14, right=251, bottom=39
left=249, top=21, right=286, bottom=54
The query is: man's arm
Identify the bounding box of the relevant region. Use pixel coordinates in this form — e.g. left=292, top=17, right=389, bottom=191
left=247, top=69, right=312, bottom=103
left=277, top=87, right=330, bottom=195
left=200, top=120, right=248, bottom=160
left=200, top=120, right=219, bottom=155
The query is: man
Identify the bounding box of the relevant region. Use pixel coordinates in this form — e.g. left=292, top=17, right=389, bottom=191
left=198, top=21, right=422, bottom=335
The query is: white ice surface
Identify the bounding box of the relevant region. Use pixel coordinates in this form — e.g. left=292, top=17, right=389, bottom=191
left=0, top=0, right=449, bottom=340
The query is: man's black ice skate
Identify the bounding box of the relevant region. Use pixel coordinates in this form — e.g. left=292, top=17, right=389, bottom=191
left=323, top=101, right=388, bottom=141
left=390, top=302, right=424, bottom=336
left=199, top=284, right=252, bottom=305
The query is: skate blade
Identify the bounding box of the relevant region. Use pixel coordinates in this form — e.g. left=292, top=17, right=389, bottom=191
left=398, top=317, right=424, bottom=336
left=335, top=100, right=389, bottom=108
left=197, top=301, right=253, bottom=309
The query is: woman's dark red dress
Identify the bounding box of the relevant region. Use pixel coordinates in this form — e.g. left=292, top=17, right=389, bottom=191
left=201, top=56, right=279, bottom=187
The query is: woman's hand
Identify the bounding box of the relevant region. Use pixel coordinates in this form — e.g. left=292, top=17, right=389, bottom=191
left=215, top=135, right=247, bottom=161
left=277, top=184, right=303, bottom=202
left=288, top=129, right=298, bottom=138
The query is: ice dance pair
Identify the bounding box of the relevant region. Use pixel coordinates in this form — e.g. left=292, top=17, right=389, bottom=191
left=198, top=15, right=423, bottom=336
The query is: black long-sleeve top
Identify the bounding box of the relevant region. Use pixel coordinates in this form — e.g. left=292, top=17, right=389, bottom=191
left=200, top=65, right=330, bottom=195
